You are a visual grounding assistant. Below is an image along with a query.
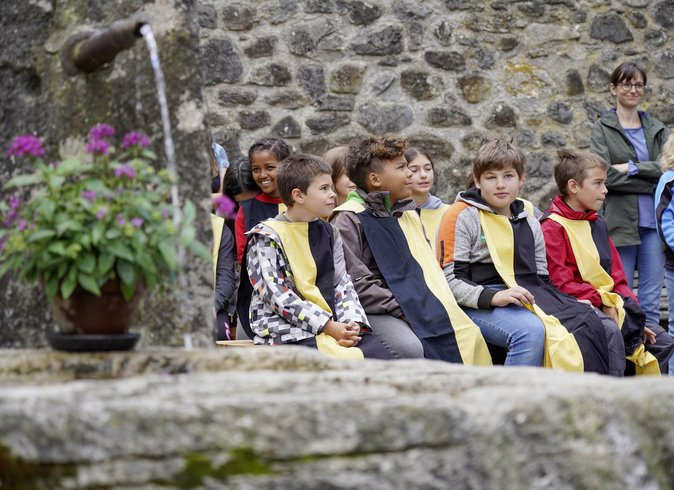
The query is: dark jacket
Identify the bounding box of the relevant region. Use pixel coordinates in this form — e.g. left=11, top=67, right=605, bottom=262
left=590, top=110, right=667, bottom=247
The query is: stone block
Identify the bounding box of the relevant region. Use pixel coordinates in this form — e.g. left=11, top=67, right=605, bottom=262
left=628, top=11, right=648, bottom=29
left=426, top=108, right=472, bottom=127
left=297, top=64, right=325, bottom=98
left=264, top=90, right=310, bottom=109
left=407, top=23, right=425, bottom=52
left=457, top=74, right=493, bottom=104
left=655, top=51, right=674, bottom=79
left=238, top=110, right=271, bottom=130
left=566, top=69, right=585, bottom=96
left=406, top=134, right=455, bottom=162
left=271, top=116, right=302, bottom=139
left=244, top=37, right=276, bottom=58
left=316, top=94, right=356, bottom=111
left=485, top=103, right=518, bottom=128
left=302, top=0, right=335, bottom=13
left=356, top=103, right=414, bottom=133
left=587, top=64, right=610, bottom=91
left=217, top=89, right=257, bottom=107
left=269, top=0, right=300, bottom=25
left=369, top=71, right=397, bottom=94
left=300, top=137, right=332, bottom=155
left=336, top=0, right=382, bottom=25
left=249, top=64, right=292, bottom=86
left=305, top=113, right=351, bottom=134
left=424, top=50, right=466, bottom=71
left=462, top=131, right=489, bottom=152
left=200, top=38, right=243, bottom=85
left=541, top=132, right=567, bottom=147
left=350, top=26, right=404, bottom=56
left=433, top=20, right=453, bottom=46
left=547, top=101, right=573, bottom=124
left=222, top=3, right=257, bottom=31
left=590, top=13, right=634, bottom=43
left=393, top=0, right=433, bottom=20
left=329, top=64, right=365, bottom=94
left=198, top=3, right=217, bottom=29
left=401, top=70, right=442, bottom=100
left=474, top=48, right=495, bottom=70
left=652, top=0, right=674, bottom=28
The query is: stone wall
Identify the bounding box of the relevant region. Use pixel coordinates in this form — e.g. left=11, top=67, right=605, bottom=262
left=1, top=348, right=674, bottom=488
left=200, top=0, right=674, bottom=206
left=0, top=1, right=213, bottom=348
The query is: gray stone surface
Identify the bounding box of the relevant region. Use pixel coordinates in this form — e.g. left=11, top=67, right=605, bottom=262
left=356, top=103, right=414, bottom=133
left=590, top=12, right=634, bottom=44
left=1, top=348, right=674, bottom=489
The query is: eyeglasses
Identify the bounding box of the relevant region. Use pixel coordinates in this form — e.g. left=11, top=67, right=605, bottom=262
left=618, top=82, right=645, bottom=92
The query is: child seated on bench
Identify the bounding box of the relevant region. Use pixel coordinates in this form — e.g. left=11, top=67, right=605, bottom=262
left=237, top=154, right=392, bottom=360
left=541, top=148, right=674, bottom=375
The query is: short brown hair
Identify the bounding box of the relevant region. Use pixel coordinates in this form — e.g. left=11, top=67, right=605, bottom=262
left=660, top=129, right=674, bottom=171
left=554, top=149, right=608, bottom=197
left=347, top=134, right=409, bottom=191
left=323, top=145, right=349, bottom=184
left=277, top=154, right=332, bottom=207
left=472, top=139, right=525, bottom=181
left=610, top=61, right=647, bottom=87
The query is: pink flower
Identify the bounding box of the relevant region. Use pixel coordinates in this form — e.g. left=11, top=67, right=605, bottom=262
left=122, top=131, right=150, bottom=149
left=81, top=190, right=97, bottom=201
left=88, top=124, right=115, bottom=141
left=213, top=195, right=236, bottom=218
left=7, top=135, right=45, bottom=158
left=95, top=207, right=108, bottom=219
left=114, top=163, right=136, bottom=179
left=131, top=217, right=144, bottom=228
left=85, top=139, right=111, bottom=155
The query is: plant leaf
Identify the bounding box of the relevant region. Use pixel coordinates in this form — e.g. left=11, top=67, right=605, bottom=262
left=120, top=280, right=136, bottom=301
left=4, top=173, right=42, bottom=188
left=78, top=273, right=101, bottom=296
left=60, top=267, right=77, bottom=299
left=44, top=274, right=59, bottom=299
left=92, top=222, right=105, bottom=244
left=97, top=253, right=115, bottom=276
left=107, top=241, right=135, bottom=262
left=116, top=259, right=136, bottom=287
left=180, top=226, right=196, bottom=246
left=188, top=240, right=211, bottom=261
left=77, top=253, right=96, bottom=274
left=158, top=241, right=178, bottom=270
left=26, top=229, right=56, bottom=243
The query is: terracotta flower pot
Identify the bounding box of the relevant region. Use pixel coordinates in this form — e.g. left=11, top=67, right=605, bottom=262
left=48, top=278, right=145, bottom=335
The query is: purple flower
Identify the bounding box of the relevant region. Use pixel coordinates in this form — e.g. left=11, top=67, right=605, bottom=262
left=85, top=139, right=111, bottom=155
left=7, top=135, right=45, bottom=158
left=213, top=195, right=236, bottom=218
left=88, top=124, right=115, bottom=141
left=131, top=217, right=144, bottom=228
left=95, top=207, right=108, bottom=219
left=116, top=214, right=127, bottom=227
left=114, top=163, right=136, bottom=179
left=17, top=219, right=27, bottom=231
left=9, top=195, right=20, bottom=210
left=81, top=190, right=97, bottom=201
left=0, top=238, right=4, bottom=252
left=122, top=131, right=150, bottom=149
left=161, top=208, right=171, bottom=219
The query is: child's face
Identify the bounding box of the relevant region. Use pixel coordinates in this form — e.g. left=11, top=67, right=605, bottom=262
left=251, top=150, right=280, bottom=198
left=407, top=154, right=434, bottom=201
left=475, top=166, right=524, bottom=216
left=333, top=172, right=357, bottom=204
left=370, top=156, right=412, bottom=203
left=569, top=167, right=608, bottom=211
left=296, top=173, right=336, bottom=218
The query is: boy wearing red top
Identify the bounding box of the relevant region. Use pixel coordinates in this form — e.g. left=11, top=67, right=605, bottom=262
left=541, top=148, right=673, bottom=375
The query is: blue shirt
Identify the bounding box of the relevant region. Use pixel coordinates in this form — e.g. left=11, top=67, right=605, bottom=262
left=624, top=126, right=656, bottom=229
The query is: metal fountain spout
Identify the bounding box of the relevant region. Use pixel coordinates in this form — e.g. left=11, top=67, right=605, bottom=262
left=61, top=14, right=148, bottom=76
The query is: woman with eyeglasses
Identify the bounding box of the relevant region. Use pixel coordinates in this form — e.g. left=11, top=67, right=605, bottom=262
left=590, top=61, right=668, bottom=327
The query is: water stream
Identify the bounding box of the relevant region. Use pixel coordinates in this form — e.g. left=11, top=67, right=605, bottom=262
left=140, top=24, right=187, bottom=278
left=140, top=25, right=190, bottom=346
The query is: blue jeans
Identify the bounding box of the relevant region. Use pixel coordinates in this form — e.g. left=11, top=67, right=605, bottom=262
left=665, top=268, right=674, bottom=375
left=617, top=227, right=665, bottom=326
left=462, top=286, right=545, bottom=366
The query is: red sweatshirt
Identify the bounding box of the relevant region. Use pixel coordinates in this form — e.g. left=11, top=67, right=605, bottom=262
left=540, top=195, right=635, bottom=307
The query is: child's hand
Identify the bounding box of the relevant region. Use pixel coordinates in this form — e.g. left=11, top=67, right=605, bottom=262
left=601, top=304, right=620, bottom=325
left=490, top=287, right=535, bottom=307
left=644, top=326, right=657, bottom=345
left=323, top=320, right=362, bottom=347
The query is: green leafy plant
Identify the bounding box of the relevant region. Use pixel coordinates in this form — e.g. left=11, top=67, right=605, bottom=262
left=1, top=124, right=209, bottom=300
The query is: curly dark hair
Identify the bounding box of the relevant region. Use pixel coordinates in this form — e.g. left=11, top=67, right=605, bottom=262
left=247, top=137, right=291, bottom=163
left=347, top=134, right=409, bottom=191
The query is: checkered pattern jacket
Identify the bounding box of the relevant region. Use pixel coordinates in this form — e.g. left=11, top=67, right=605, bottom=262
left=246, top=219, right=368, bottom=345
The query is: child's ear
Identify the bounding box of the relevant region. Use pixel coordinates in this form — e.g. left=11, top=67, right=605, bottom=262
left=367, top=172, right=381, bottom=190
left=567, top=179, right=579, bottom=194
left=291, top=188, right=304, bottom=204
left=473, top=173, right=480, bottom=189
